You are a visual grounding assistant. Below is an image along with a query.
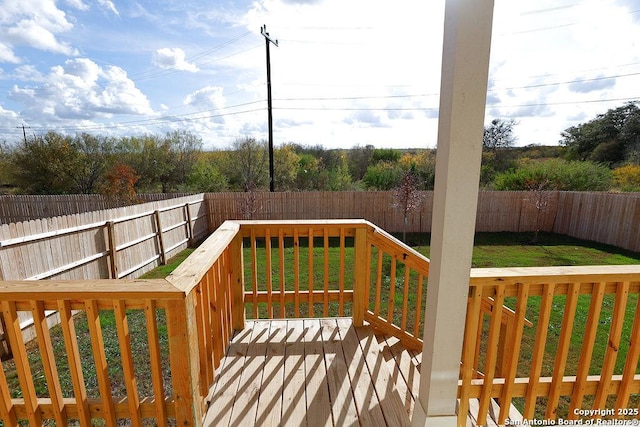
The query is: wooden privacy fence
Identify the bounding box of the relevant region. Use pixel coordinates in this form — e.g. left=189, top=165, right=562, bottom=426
left=205, top=190, right=559, bottom=235
left=554, top=192, right=640, bottom=252
left=0, top=194, right=193, bottom=224
left=0, top=194, right=208, bottom=282
left=5, top=190, right=640, bottom=252
left=0, top=194, right=208, bottom=347
left=205, top=190, right=640, bottom=253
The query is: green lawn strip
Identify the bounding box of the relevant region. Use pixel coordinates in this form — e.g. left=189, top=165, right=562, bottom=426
left=139, top=248, right=195, bottom=278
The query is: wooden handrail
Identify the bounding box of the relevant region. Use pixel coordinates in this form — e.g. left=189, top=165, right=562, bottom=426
left=0, top=219, right=241, bottom=426
left=459, top=266, right=640, bottom=425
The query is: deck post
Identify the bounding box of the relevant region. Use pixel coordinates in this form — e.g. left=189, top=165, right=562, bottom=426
left=413, top=0, right=494, bottom=426
left=352, top=227, right=367, bottom=326
left=231, top=233, right=246, bottom=330
left=166, top=297, right=203, bottom=426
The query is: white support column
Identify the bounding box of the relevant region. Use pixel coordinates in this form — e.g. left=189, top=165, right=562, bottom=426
left=413, top=0, right=495, bottom=426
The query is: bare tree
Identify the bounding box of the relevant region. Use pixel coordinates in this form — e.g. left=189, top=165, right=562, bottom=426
left=524, top=179, right=554, bottom=243
left=238, top=183, right=262, bottom=220
left=392, top=169, right=424, bottom=242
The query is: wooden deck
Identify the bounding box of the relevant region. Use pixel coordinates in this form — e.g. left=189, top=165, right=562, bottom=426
left=203, top=318, right=519, bottom=427
left=203, top=318, right=413, bottom=426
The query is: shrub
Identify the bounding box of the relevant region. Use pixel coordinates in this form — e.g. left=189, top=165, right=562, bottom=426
left=363, top=162, right=403, bottom=190
left=612, top=164, right=640, bottom=191
left=494, top=159, right=612, bottom=191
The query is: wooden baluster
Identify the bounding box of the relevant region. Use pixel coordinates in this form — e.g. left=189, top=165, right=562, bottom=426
left=353, top=227, right=367, bottom=326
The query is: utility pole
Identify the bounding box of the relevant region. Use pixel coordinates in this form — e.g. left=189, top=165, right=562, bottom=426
left=16, top=124, right=30, bottom=144
left=261, top=24, right=278, bottom=192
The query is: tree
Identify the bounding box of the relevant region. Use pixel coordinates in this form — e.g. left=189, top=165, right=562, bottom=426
left=10, top=132, right=78, bottom=194
left=347, top=144, right=374, bottom=181
left=274, top=144, right=301, bottom=191
left=0, top=141, right=16, bottom=192
left=483, top=118, right=517, bottom=151
left=69, top=133, right=113, bottom=194
left=399, top=151, right=436, bottom=190
left=523, top=179, right=554, bottom=243
left=115, top=135, right=168, bottom=192
left=100, top=163, right=139, bottom=205
left=392, top=168, right=424, bottom=242
left=115, top=131, right=202, bottom=193
left=224, top=137, right=268, bottom=191
left=363, top=162, right=403, bottom=190
left=327, top=151, right=352, bottom=190
left=561, top=101, right=640, bottom=165
left=162, top=130, right=202, bottom=192
left=296, top=154, right=327, bottom=190
left=186, top=156, right=228, bottom=192
left=481, top=119, right=519, bottom=186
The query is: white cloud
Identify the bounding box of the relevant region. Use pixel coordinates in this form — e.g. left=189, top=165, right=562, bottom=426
left=184, top=86, right=226, bottom=109
left=97, top=0, right=119, bottom=16
left=64, top=0, right=89, bottom=11
left=12, top=65, right=44, bottom=81
left=9, top=58, right=153, bottom=121
left=152, top=48, right=199, bottom=72
left=0, top=0, right=78, bottom=60
left=5, top=21, right=77, bottom=56
left=0, top=43, right=20, bottom=63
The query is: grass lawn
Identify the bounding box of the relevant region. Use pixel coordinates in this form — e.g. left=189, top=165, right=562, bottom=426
left=404, top=231, right=640, bottom=267
left=4, top=232, right=640, bottom=422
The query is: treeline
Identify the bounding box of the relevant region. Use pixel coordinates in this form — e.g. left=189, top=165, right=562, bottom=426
left=1, top=101, right=640, bottom=197
left=0, top=132, right=438, bottom=198
left=491, top=101, right=640, bottom=192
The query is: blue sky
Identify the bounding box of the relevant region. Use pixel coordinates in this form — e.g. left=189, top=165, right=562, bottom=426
left=0, top=0, right=639, bottom=150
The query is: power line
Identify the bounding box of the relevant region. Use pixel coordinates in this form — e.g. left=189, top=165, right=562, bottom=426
left=2, top=105, right=265, bottom=133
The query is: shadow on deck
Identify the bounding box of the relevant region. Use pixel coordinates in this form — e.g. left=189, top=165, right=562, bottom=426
left=204, top=319, right=411, bottom=426
left=203, top=319, right=518, bottom=427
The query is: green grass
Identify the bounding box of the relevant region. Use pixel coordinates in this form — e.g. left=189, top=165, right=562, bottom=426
left=404, top=231, right=640, bottom=267
left=139, top=248, right=195, bottom=278
left=243, top=236, right=356, bottom=318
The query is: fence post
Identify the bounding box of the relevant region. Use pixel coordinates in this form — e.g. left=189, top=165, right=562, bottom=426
left=154, top=210, right=167, bottom=265
left=185, top=203, right=194, bottom=247
left=106, top=221, right=119, bottom=279
left=166, top=296, right=203, bottom=426
left=0, top=262, right=8, bottom=361
left=353, top=227, right=367, bottom=327
left=231, top=232, right=245, bottom=330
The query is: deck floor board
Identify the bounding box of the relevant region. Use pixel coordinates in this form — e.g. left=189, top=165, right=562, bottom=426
left=204, top=318, right=498, bottom=426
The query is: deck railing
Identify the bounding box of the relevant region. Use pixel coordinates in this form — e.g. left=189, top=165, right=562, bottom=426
left=460, top=266, right=640, bottom=426
left=0, top=221, right=239, bottom=426
left=1, top=219, right=639, bottom=426
left=0, top=279, right=185, bottom=426
left=234, top=220, right=429, bottom=352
